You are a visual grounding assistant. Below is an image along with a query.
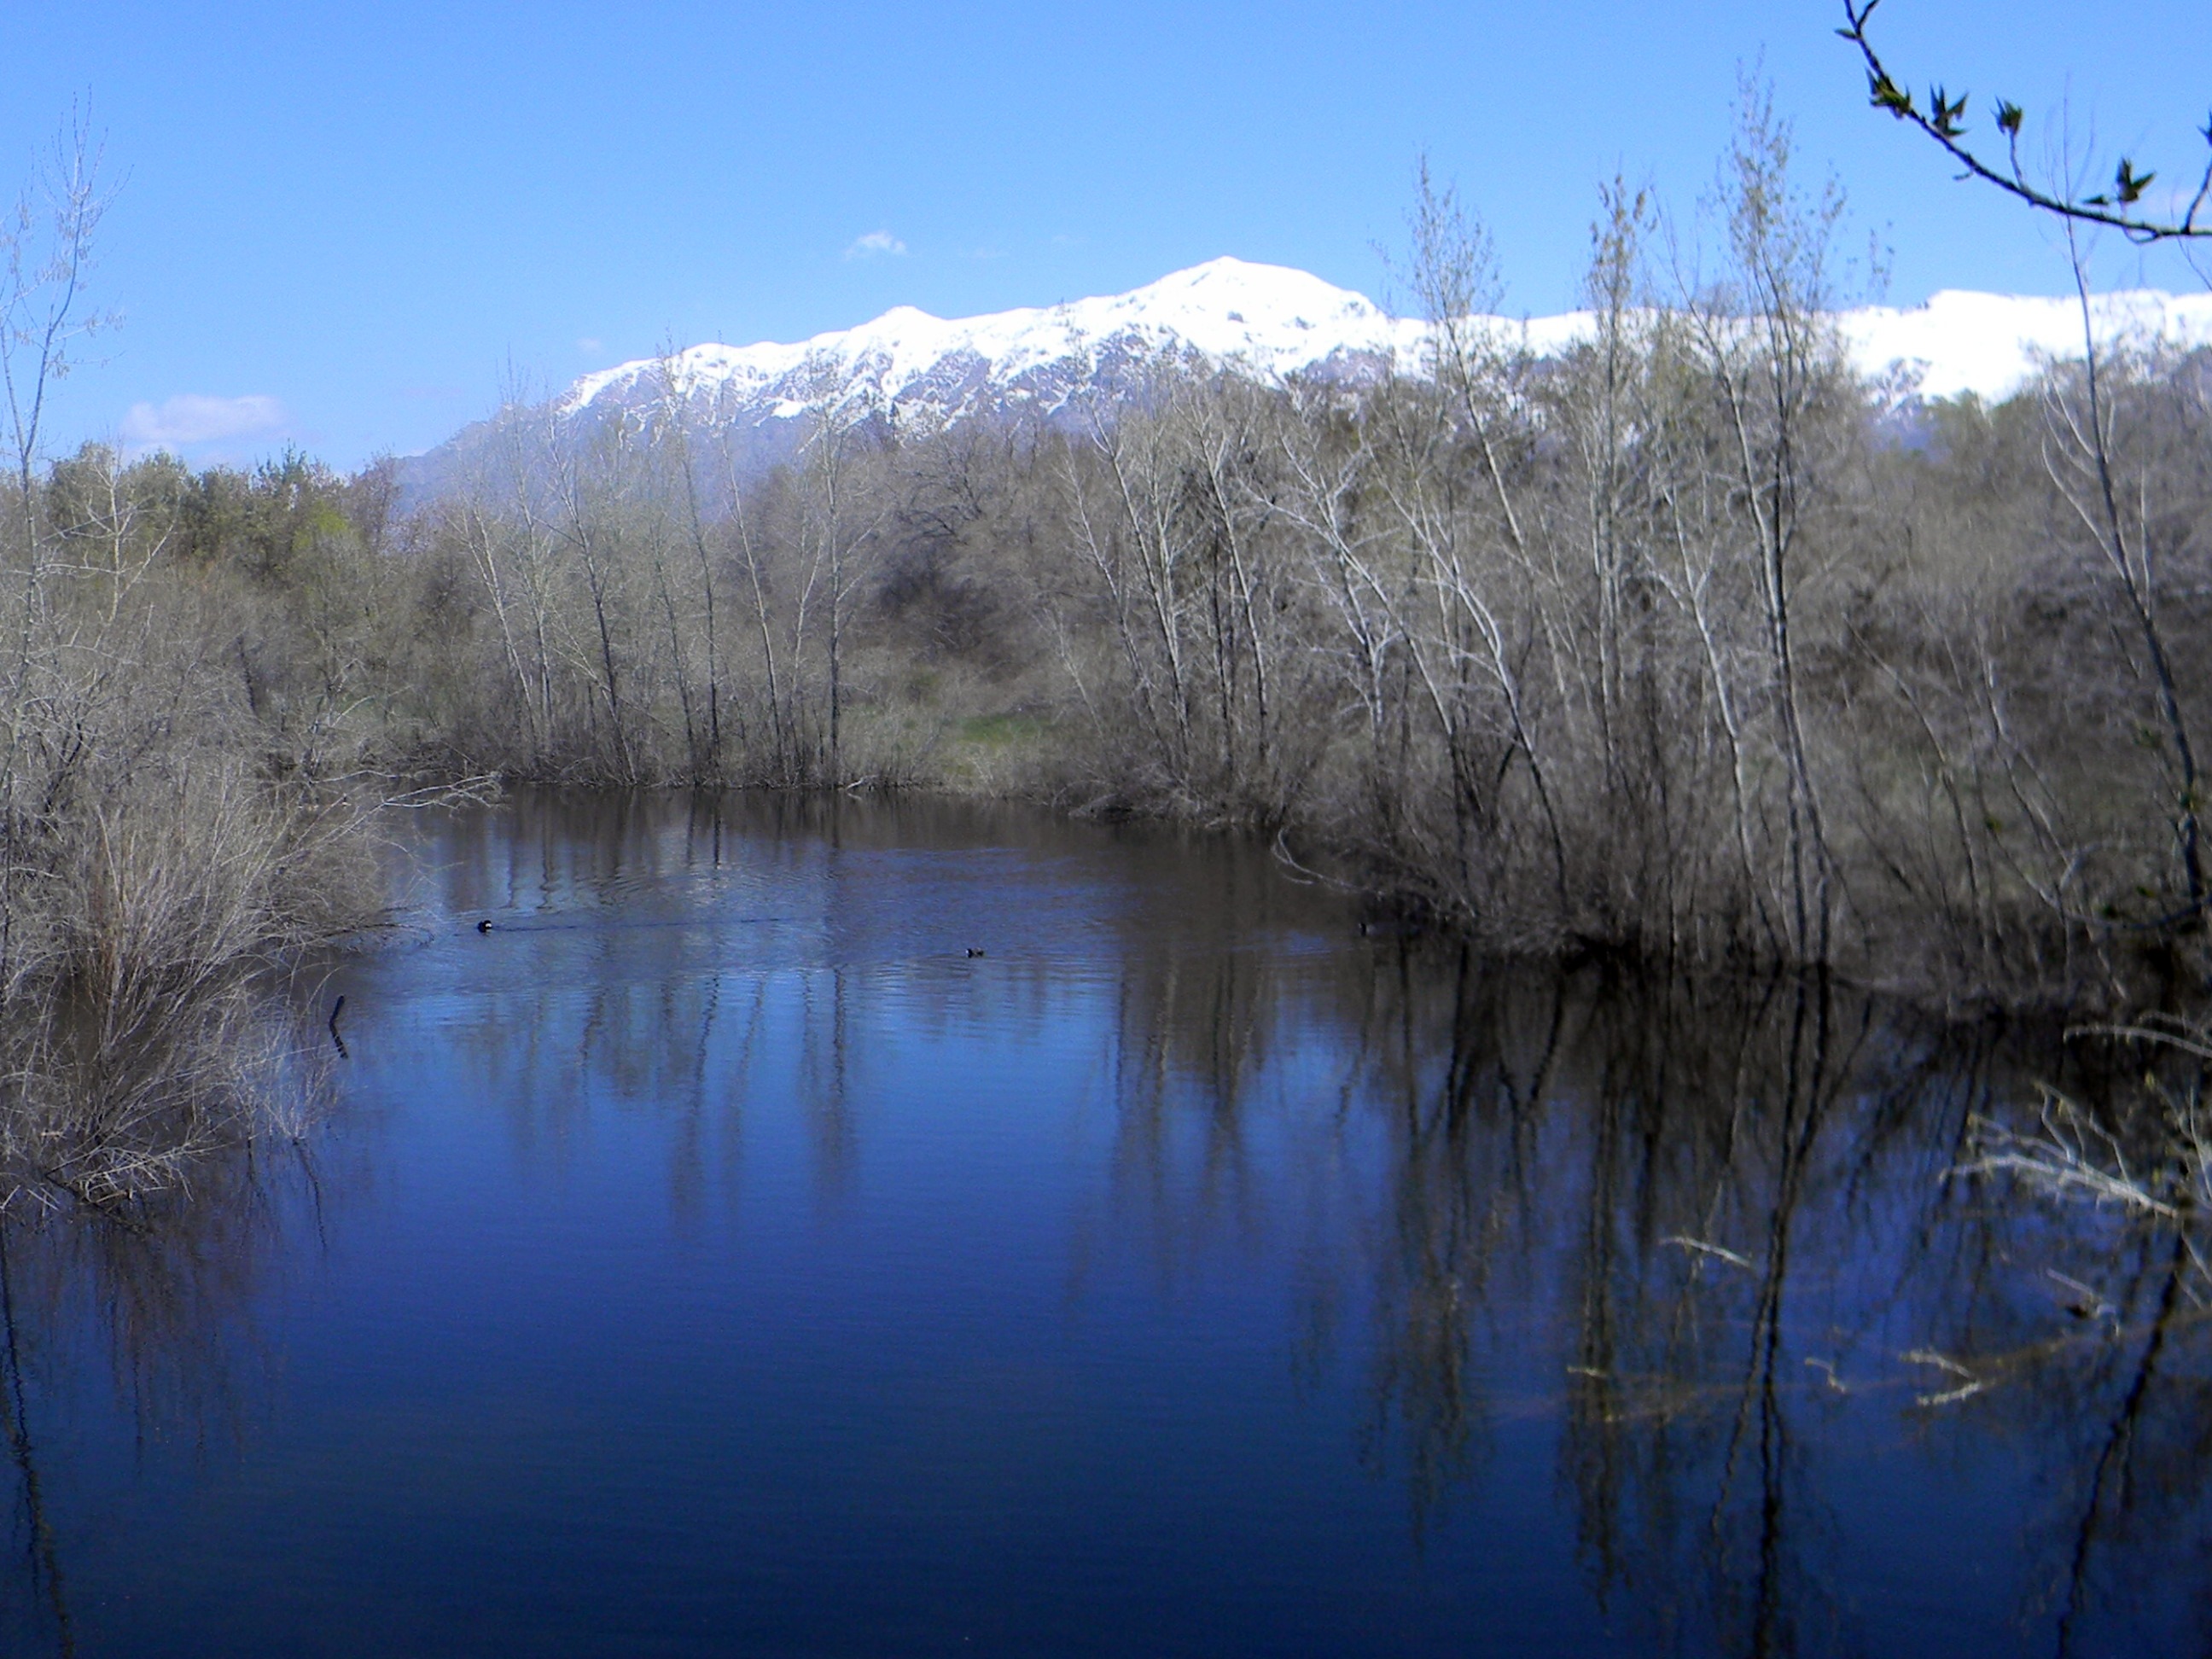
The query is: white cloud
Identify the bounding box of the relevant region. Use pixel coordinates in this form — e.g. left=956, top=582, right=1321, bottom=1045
left=119, top=393, right=286, bottom=451
left=844, top=229, right=907, bottom=260
left=577, top=336, right=603, bottom=353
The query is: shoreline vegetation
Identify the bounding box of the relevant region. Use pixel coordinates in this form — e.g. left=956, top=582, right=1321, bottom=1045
left=1, top=89, right=2209, bottom=1224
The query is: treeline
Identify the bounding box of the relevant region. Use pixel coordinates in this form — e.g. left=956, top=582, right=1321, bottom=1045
left=416, top=116, right=2211, bottom=1000
left=8, top=102, right=2212, bottom=1044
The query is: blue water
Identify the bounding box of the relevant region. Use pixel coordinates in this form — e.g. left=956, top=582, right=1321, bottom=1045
left=1, top=791, right=2203, bottom=1656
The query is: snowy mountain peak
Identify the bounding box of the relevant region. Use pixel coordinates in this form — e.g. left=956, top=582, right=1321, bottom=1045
left=556, top=260, right=2212, bottom=446
left=387, top=263, right=2212, bottom=513
left=558, top=259, right=1423, bottom=430
left=399, top=264, right=2212, bottom=504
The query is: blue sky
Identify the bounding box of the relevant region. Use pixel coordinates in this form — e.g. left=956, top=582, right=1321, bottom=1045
left=5, top=0, right=2208, bottom=469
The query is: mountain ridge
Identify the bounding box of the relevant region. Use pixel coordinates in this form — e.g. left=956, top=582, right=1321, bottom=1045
left=407, top=258, right=2212, bottom=496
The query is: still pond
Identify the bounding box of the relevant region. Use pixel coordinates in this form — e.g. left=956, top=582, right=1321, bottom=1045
left=1, top=792, right=2204, bottom=1656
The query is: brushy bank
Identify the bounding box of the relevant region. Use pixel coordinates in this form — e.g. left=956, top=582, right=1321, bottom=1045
left=0, top=448, right=385, bottom=1212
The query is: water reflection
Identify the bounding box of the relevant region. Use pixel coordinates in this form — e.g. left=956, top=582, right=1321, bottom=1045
left=0, top=791, right=2204, bottom=1656
left=0, top=1138, right=329, bottom=1657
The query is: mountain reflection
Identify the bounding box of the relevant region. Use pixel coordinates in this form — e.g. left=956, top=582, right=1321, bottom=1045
left=0, top=792, right=2205, bottom=1656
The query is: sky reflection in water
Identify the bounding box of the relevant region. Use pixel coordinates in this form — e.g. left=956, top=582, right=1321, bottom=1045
left=0, top=791, right=2205, bottom=1657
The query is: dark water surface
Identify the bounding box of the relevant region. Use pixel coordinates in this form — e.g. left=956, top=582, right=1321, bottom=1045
left=3, top=792, right=2206, bottom=1657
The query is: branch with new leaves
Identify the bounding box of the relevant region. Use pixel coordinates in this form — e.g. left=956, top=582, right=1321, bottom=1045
left=1838, top=0, right=2212, bottom=242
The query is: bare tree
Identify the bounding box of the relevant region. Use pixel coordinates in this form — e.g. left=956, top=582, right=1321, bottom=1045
left=1683, top=81, right=1855, bottom=963
left=0, top=110, right=112, bottom=989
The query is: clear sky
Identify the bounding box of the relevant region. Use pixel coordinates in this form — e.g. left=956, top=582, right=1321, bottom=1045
left=5, top=0, right=2208, bottom=469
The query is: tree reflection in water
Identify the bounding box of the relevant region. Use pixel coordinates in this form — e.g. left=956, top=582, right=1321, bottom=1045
left=1080, top=898, right=2211, bottom=1655
left=0, top=792, right=2203, bottom=1657
left=0, top=1134, right=329, bottom=1657
left=1307, top=952, right=2210, bottom=1656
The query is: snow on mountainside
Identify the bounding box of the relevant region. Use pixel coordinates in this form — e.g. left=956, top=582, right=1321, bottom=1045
left=559, top=259, right=1431, bottom=430
left=405, top=259, right=2212, bottom=500
left=1837, top=288, right=2212, bottom=402
left=558, top=257, right=2212, bottom=428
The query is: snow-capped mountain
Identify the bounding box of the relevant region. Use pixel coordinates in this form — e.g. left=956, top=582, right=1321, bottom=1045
left=566, top=258, right=2212, bottom=422
left=560, top=258, right=1432, bottom=434
left=410, top=259, right=2212, bottom=497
